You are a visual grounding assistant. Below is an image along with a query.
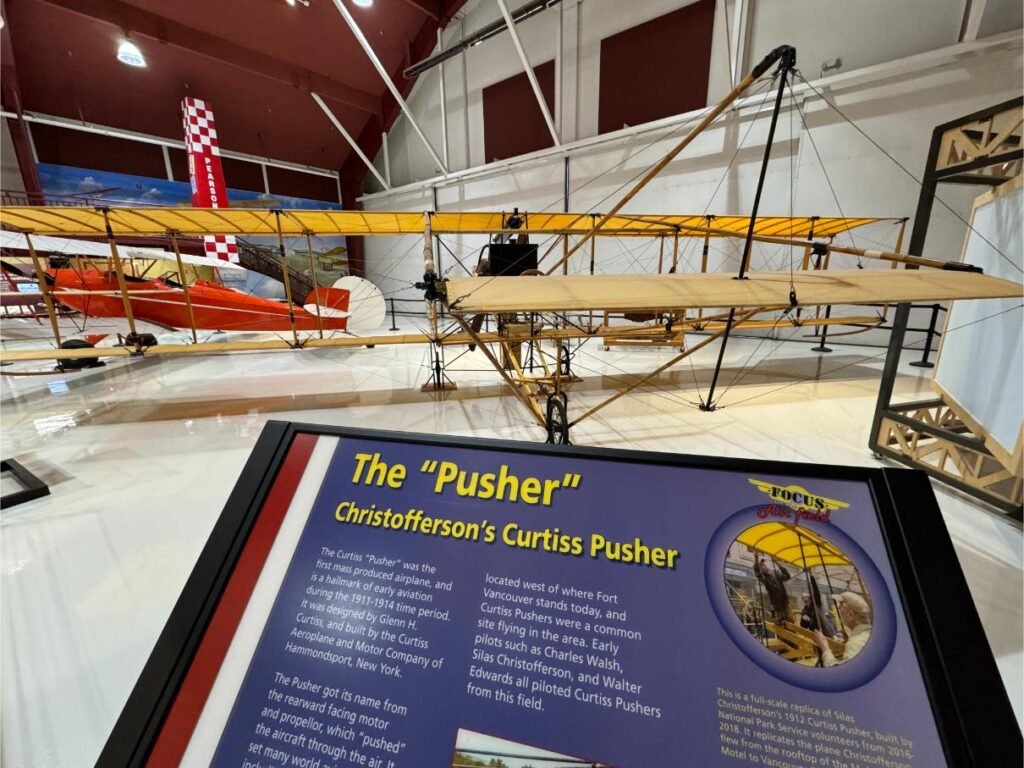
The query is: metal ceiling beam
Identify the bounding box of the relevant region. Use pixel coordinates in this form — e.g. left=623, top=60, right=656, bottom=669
left=32, top=0, right=379, bottom=114
left=404, top=0, right=562, bottom=78
left=311, top=92, right=390, bottom=190
left=338, top=0, right=470, bottom=193
left=0, top=109, right=340, bottom=178
left=495, top=0, right=560, bottom=146
left=330, top=0, right=448, bottom=175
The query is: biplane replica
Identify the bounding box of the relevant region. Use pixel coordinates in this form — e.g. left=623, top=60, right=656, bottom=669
left=1, top=45, right=1021, bottom=442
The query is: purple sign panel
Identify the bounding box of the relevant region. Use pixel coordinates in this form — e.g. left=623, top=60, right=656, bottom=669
left=212, top=437, right=944, bottom=768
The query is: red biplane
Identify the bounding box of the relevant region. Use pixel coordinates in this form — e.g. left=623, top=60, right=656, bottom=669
left=47, top=268, right=353, bottom=332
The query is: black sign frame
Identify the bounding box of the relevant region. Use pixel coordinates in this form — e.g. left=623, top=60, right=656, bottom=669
left=97, top=421, right=1022, bottom=767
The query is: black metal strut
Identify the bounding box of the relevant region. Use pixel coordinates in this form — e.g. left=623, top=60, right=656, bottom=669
left=701, top=46, right=797, bottom=412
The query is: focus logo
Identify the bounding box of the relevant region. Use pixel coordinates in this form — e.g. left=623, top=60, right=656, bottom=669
left=748, top=478, right=849, bottom=522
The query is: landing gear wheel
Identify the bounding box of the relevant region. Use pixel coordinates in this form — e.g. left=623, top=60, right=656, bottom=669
left=558, top=344, right=572, bottom=377
left=56, top=339, right=105, bottom=372
left=545, top=395, right=570, bottom=445
left=123, top=332, right=158, bottom=347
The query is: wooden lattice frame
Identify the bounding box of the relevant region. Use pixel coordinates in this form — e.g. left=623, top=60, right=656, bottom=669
left=877, top=400, right=1023, bottom=512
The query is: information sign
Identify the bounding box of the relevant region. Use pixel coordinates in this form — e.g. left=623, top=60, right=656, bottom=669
left=99, top=423, right=1021, bottom=767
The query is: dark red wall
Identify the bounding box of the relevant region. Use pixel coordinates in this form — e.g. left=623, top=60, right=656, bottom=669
left=267, top=166, right=338, bottom=203
left=32, top=123, right=168, bottom=179
left=482, top=60, right=556, bottom=162
left=598, top=0, right=715, bottom=135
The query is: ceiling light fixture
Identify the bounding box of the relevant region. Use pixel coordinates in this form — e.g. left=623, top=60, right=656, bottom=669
left=352, top=0, right=374, bottom=7
left=116, top=39, right=146, bottom=67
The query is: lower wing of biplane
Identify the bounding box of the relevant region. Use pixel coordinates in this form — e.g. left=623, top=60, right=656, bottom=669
left=439, top=268, right=1023, bottom=442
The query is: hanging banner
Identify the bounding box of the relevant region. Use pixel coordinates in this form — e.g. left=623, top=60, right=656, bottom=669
left=183, top=97, right=239, bottom=263
left=98, top=424, right=1021, bottom=767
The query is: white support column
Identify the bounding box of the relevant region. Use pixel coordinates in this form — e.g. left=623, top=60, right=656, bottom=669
left=730, top=0, right=754, bottom=89
left=495, top=0, right=561, bottom=146
left=330, top=0, right=448, bottom=174
left=960, top=0, right=989, bottom=41
left=382, top=131, right=392, bottom=188
left=161, top=145, right=174, bottom=181
left=25, top=120, right=38, bottom=164
left=438, top=28, right=450, bottom=171
left=554, top=3, right=563, bottom=136
left=261, top=163, right=271, bottom=194
left=312, top=92, right=391, bottom=190
left=460, top=17, right=471, bottom=168
left=560, top=0, right=580, bottom=142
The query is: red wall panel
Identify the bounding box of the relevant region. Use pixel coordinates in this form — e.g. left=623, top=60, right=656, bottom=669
left=598, top=0, right=715, bottom=135
left=32, top=124, right=168, bottom=179
left=482, top=60, right=556, bottom=162
left=266, top=166, right=339, bottom=203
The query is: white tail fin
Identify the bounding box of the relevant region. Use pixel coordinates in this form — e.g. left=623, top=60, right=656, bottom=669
left=331, top=276, right=386, bottom=330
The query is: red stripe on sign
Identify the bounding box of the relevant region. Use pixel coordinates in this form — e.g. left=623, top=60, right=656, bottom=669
left=145, top=432, right=319, bottom=767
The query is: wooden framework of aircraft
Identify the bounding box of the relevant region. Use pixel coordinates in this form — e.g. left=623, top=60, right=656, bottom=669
left=1, top=45, right=1021, bottom=442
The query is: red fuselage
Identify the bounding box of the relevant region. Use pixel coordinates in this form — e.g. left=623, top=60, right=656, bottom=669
left=49, top=270, right=349, bottom=332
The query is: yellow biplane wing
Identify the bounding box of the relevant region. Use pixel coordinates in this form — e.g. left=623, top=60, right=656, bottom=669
left=442, top=269, right=1022, bottom=314
left=737, top=522, right=851, bottom=569
left=0, top=206, right=888, bottom=239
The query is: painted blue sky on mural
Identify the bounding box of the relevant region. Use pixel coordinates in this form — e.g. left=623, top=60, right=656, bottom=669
left=38, top=163, right=341, bottom=210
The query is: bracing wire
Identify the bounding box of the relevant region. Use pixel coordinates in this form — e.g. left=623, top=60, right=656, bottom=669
left=788, top=80, right=861, bottom=260
left=796, top=71, right=1021, bottom=275
left=716, top=310, right=800, bottom=400
left=719, top=302, right=1024, bottom=409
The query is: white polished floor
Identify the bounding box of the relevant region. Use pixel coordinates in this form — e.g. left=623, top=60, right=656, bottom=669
left=2, top=326, right=1021, bottom=767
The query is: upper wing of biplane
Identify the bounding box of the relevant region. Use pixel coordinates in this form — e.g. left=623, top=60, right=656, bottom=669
left=442, top=269, right=1023, bottom=314
left=736, top=522, right=851, bottom=568
left=0, top=206, right=890, bottom=239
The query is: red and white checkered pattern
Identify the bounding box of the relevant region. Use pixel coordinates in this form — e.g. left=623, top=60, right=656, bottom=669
left=183, top=97, right=221, bottom=157
left=183, top=97, right=237, bottom=262
left=204, top=234, right=239, bottom=263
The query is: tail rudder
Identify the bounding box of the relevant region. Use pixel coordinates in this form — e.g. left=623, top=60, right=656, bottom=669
left=303, top=286, right=351, bottom=320
left=330, top=276, right=386, bottom=330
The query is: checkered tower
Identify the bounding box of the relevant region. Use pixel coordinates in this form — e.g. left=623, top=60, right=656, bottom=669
left=182, top=97, right=239, bottom=263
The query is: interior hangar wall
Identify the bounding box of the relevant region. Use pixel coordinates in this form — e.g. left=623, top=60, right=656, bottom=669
left=371, top=0, right=977, bottom=189
left=361, top=3, right=1021, bottom=350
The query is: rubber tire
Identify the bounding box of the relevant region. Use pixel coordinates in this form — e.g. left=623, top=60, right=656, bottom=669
left=545, top=396, right=570, bottom=445
left=57, top=339, right=99, bottom=371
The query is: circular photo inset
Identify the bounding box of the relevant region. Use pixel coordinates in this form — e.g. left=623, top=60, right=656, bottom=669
left=723, top=522, right=873, bottom=669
